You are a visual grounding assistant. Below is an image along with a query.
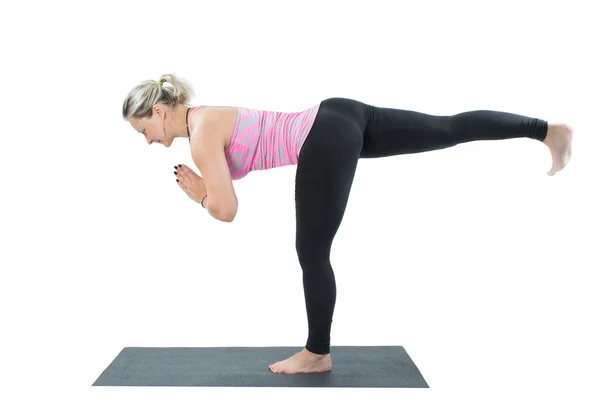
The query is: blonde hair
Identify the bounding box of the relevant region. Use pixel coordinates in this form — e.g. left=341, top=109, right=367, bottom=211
left=122, top=73, right=195, bottom=120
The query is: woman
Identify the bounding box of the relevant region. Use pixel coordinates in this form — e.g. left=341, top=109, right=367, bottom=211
left=122, top=73, right=573, bottom=375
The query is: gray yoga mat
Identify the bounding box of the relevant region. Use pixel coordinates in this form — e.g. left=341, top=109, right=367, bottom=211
left=93, top=346, right=428, bottom=388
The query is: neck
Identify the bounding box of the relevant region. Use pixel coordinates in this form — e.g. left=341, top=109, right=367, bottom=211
left=168, top=104, right=192, bottom=139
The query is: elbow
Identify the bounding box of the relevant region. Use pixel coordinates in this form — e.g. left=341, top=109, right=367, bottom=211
left=209, top=208, right=234, bottom=223
left=206, top=195, right=238, bottom=222
left=220, top=211, right=235, bottom=223
left=218, top=204, right=237, bottom=223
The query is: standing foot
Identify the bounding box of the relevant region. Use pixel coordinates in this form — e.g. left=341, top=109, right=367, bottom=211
left=269, top=348, right=332, bottom=374
left=544, top=123, right=573, bottom=176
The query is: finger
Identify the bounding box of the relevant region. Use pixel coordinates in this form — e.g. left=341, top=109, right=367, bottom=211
left=177, top=165, right=192, bottom=181
left=176, top=164, right=201, bottom=187
left=177, top=179, right=188, bottom=190
left=174, top=168, right=184, bottom=185
left=174, top=167, right=189, bottom=189
left=176, top=169, right=191, bottom=188
left=174, top=165, right=188, bottom=181
left=175, top=164, right=189, bottom=174
left=179, top=164, right=200, bottom=180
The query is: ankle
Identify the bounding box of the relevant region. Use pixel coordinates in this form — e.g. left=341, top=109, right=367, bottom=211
left=303, top=348, right=328, bottom=358
left=544, top=123, right=561, bottom=144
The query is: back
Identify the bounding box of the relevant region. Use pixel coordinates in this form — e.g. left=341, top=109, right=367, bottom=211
left=190, top=104, right=321, bottom=180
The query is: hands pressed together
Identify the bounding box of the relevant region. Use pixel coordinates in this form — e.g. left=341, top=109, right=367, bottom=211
left=174, top=164, right=207, bottom=204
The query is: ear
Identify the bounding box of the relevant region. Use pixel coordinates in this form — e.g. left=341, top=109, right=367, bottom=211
left=153, top=105, right=163, bottom=119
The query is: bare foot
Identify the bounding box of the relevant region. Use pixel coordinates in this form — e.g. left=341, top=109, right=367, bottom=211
left=544, top=123, right=573, bottom=176
left=269, top=348, right=332, bottom=374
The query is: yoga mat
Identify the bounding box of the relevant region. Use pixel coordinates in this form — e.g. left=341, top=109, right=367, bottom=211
left=93, top=346, right=428, bottom=388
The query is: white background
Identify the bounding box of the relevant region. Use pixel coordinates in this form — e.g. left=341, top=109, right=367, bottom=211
left=1, top=0, right=598, bottom=399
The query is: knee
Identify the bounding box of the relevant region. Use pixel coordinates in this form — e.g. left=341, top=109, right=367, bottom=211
left=296, top=242, right=314, bottom=268
left=296, top=240, right=329, bottom=269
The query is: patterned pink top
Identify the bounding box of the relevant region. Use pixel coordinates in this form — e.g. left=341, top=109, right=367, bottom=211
left=188, top=103, right=320, bottom=180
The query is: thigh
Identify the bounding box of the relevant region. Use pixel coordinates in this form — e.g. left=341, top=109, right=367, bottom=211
left=294, top=108, right=363, bottom=260
left=361, top=106, right=452, bottom=158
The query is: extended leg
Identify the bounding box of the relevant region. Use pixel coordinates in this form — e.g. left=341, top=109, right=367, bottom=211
left=360, top=106, right=548, bottom=158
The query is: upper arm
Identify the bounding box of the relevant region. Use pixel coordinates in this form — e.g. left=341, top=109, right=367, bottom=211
left=191, top=114, right=238, bottom=220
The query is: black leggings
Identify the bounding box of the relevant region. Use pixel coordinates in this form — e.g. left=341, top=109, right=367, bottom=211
left=294, top=97, right=548, bottom=355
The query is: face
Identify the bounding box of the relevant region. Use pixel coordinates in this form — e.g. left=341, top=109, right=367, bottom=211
left=129, top=106, right=172, bottom=147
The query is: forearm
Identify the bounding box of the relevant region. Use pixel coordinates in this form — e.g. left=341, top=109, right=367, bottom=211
left=198, top=184, right=218, bottom=219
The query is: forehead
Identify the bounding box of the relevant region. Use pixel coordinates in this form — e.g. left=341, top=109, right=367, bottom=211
left=130, top=118, right=143, bottom=131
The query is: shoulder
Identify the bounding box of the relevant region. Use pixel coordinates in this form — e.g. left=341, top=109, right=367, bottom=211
left=190, top=106, right=237, bottom=125
left=190, top=106, right=238, bottom=150
left=189, top=107, right=226, bottom=147
left=189, top=107, right=217, bottom=130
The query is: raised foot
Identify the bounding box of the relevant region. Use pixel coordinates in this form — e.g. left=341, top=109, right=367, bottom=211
left=544, top=123, right=573, bottom=176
